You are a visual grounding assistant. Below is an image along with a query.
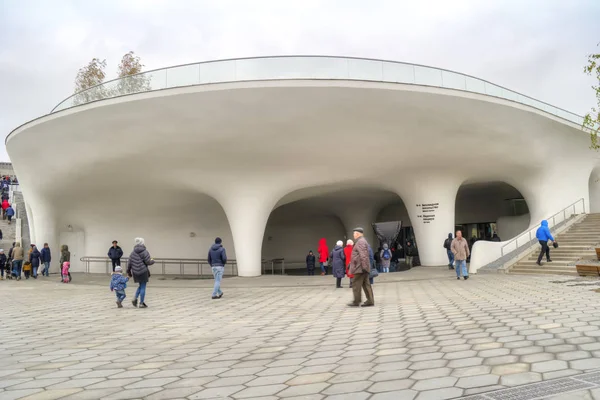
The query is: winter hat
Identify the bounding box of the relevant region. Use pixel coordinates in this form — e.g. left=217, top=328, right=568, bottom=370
left=353, top=227, right=364, bottom=233
left=115, top=266, right=123, bottom=272
left=215, top=237, right=222, bottom=244
left=0, top=249, right=4, bottom=253
left=336, top=240, right=343, bottom=247
left=134, top=237, right=145, bottom=246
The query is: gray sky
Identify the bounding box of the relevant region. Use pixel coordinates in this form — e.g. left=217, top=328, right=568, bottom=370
left=0, top=0, right=598, bottom=162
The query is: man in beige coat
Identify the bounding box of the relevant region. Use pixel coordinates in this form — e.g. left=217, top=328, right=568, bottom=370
left=451, top=230, right=470, bottom=280
left=11, top=242, right=24, bottom=280
left=348, top=227, right=375, bottom=307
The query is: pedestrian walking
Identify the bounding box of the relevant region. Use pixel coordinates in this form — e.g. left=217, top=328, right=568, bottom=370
left=380, top=243, right=391, bottom=273
left=344, top=240, right=354, bottom=288
left=318, top=238, right=329, bottom=275
left=330, top=240, right=346, bottom=288
left=59, top=245, right=71, bottom=282
left=108, top=240, right=123, bottom=272
left=61, top=262, right=70, bottom=283
left=40, top=243, right=51, bottom=276
left=444, top=233, right=454, bottom=269
left=451, top=230, right=470, bottom=280
left=306, top=250, right=316, bottom=276
left=347, top=227, right=375, bottom=307
left=11, top=243, right=24, bottom=280
left=405, top=240, right=414, bottom=268
left=535, top=220, right=555, bottom=266
left=23, top=261, right=32, bottom=279
left=6, top=205, right=14, bottom=224
left=127, top=238, right=154, bottom=308
left=208, top=237, right=227, bottom=299
left=0, top=249, right=6, bottom=280
left=110, top=266, right=129, bottom=308
left=29, top=244, right=40, bottom=278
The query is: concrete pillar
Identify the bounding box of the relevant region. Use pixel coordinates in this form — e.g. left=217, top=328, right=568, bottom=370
left=398, top=175, right=462, bottom=266
left=217, top=188, right=280, bottom=277
left=589, top=167, right=600, bottom=213
left=32, top=204, right=58, bottom=252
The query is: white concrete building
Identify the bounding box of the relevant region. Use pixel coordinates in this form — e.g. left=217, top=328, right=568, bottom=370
left=6, top=56, right=598, bottom=276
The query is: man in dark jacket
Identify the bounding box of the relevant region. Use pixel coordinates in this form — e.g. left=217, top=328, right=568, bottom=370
left=443, top=233, right=454, bottom=269
left=40, top=243, right=51, bottom=276
left=208, top=237, right=227, bottom=299
left=108, top=240, right=123, bottom=271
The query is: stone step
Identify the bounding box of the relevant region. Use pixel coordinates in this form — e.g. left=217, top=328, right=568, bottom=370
left=512, top=265, right=577, bottom=272
left=518, top=261, right=572, bottom=267
left=510, top=269, right=578, bottom=276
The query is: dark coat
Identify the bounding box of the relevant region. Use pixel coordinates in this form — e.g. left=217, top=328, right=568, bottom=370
left=208, top=244, right=227, bottom=267
left=330, top=246, right=346, bottom=278
left=108, top=246, right=123, bottom=260
left=40, top=247, right=51, bottom=263
left=59, top=245, right=70, bottom=265
left=127, top=244, right=155, bottom=283
left=30, top=247, right=41, bottom=269
left=0, top=253, right=6, bottom=268
left=306, top=254, right=316, bottom=270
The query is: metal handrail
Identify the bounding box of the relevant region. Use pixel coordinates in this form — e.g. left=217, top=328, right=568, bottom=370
left=45, top=55, right=584, bottom=125
left=500, top=198, right=586, bottom=257
left=80, top=256, right=238, bottom=276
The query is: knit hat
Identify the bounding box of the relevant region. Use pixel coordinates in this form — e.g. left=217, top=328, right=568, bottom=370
left=353, top=227, right=364, bottom=233
left=115, top=266, right=123, bottom=272
left=134, top=237, right=145, bottom=246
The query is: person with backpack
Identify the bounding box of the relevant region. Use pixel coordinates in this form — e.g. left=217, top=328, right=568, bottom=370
left=379, top=243, right=392, bottom=273
left=443, top=233, right=454, bottom=269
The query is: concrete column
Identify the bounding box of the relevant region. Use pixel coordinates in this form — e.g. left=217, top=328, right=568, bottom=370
left=30, top=202, right=58, bottom=256
left=590, top=167, right=600, bottom=213
left=398, top=175, right=462, bottom=266
left=217, top=188, right=281, bottom=277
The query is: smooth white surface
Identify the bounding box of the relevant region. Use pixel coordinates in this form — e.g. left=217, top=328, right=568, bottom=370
left=7, top=78, right=599, bottom=275
left=496, top=214, right=531, bottom=242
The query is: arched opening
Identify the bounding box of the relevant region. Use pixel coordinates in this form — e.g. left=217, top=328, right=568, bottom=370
left=263, top=186, right=403, bottom=275
left=454, top=181, right=530, bottom=245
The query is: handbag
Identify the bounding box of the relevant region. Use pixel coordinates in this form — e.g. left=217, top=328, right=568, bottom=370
left=369, top=266, right=379, bottom=278
left=553, top=241, right=559, bottom=249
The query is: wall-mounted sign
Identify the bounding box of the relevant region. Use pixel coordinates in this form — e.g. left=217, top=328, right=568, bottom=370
left=416, top=203, right=439, bottom=224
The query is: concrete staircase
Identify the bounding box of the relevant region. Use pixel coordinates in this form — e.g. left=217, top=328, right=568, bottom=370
left=510, top=213, right=600, bottom=276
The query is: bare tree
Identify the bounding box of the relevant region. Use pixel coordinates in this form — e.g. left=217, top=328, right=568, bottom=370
left=73, top=58, right=107, bottom=105
left=584, top=45, right=600, bottom=150
left=114, top=51, right=152, bottom=96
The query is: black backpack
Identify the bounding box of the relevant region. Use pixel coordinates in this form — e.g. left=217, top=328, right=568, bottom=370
left=443, top=238, right=451, bottom=250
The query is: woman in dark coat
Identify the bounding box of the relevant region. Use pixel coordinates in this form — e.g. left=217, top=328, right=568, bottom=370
left=30, top=245, right=41, bottom=279
left=306, top=251, right=316, bottom=276
left=330, top=240, right=346, bottom=288
left=127, top=237, right=155, bottom=308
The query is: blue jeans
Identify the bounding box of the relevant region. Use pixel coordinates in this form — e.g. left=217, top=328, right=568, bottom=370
left=115, top=289, right=126, bottom=302
left=134, top=281, right=147, bottom=303
left=212, top=266, right=224, bottom=297
left=42, top=262, right=50, bottom=276
left=320, top=262, right=326, bottom=274
left=32, top=266, right=38, bottom=277
left=455, top=259, right=468, bottom=277
left=12, top=260, right=22, bottom=278
left=447, top=250, right=454, bottom=265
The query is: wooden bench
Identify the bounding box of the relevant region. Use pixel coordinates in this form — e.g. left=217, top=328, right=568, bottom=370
left=576, top=261, right=600, bottom=277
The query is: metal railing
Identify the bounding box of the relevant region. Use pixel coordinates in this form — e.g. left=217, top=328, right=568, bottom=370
left=80, top=256, right=238, bottom=277
left=500, top=198, right=586, bottom=257
left=47, top=56, right=585, bottom=128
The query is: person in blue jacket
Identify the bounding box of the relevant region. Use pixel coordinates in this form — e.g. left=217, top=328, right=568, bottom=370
left=535, top=220, right=555, bottom=266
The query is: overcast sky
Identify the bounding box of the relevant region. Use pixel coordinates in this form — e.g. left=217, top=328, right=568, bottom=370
left=0, top=0, right=598, bottom=162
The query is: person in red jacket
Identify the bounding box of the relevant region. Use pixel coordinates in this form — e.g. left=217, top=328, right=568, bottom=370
left=318, top=238, right=329, bottom=276
left=344, top=239, right=354, bottom=288
left=1, top=200, right=9, bottom=220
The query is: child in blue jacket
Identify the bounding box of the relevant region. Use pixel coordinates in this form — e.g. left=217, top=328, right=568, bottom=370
left=110, top=266, right=129, bottom=308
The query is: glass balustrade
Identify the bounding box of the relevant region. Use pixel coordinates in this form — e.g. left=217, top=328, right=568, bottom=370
left=50, top=56, right=585, bottom=127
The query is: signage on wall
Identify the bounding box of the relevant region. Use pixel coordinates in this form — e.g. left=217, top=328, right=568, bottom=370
left=416, top=203, right=439, bottom=224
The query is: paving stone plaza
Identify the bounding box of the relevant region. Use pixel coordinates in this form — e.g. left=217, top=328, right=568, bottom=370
left=2, top=268, right=600, bottom=400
